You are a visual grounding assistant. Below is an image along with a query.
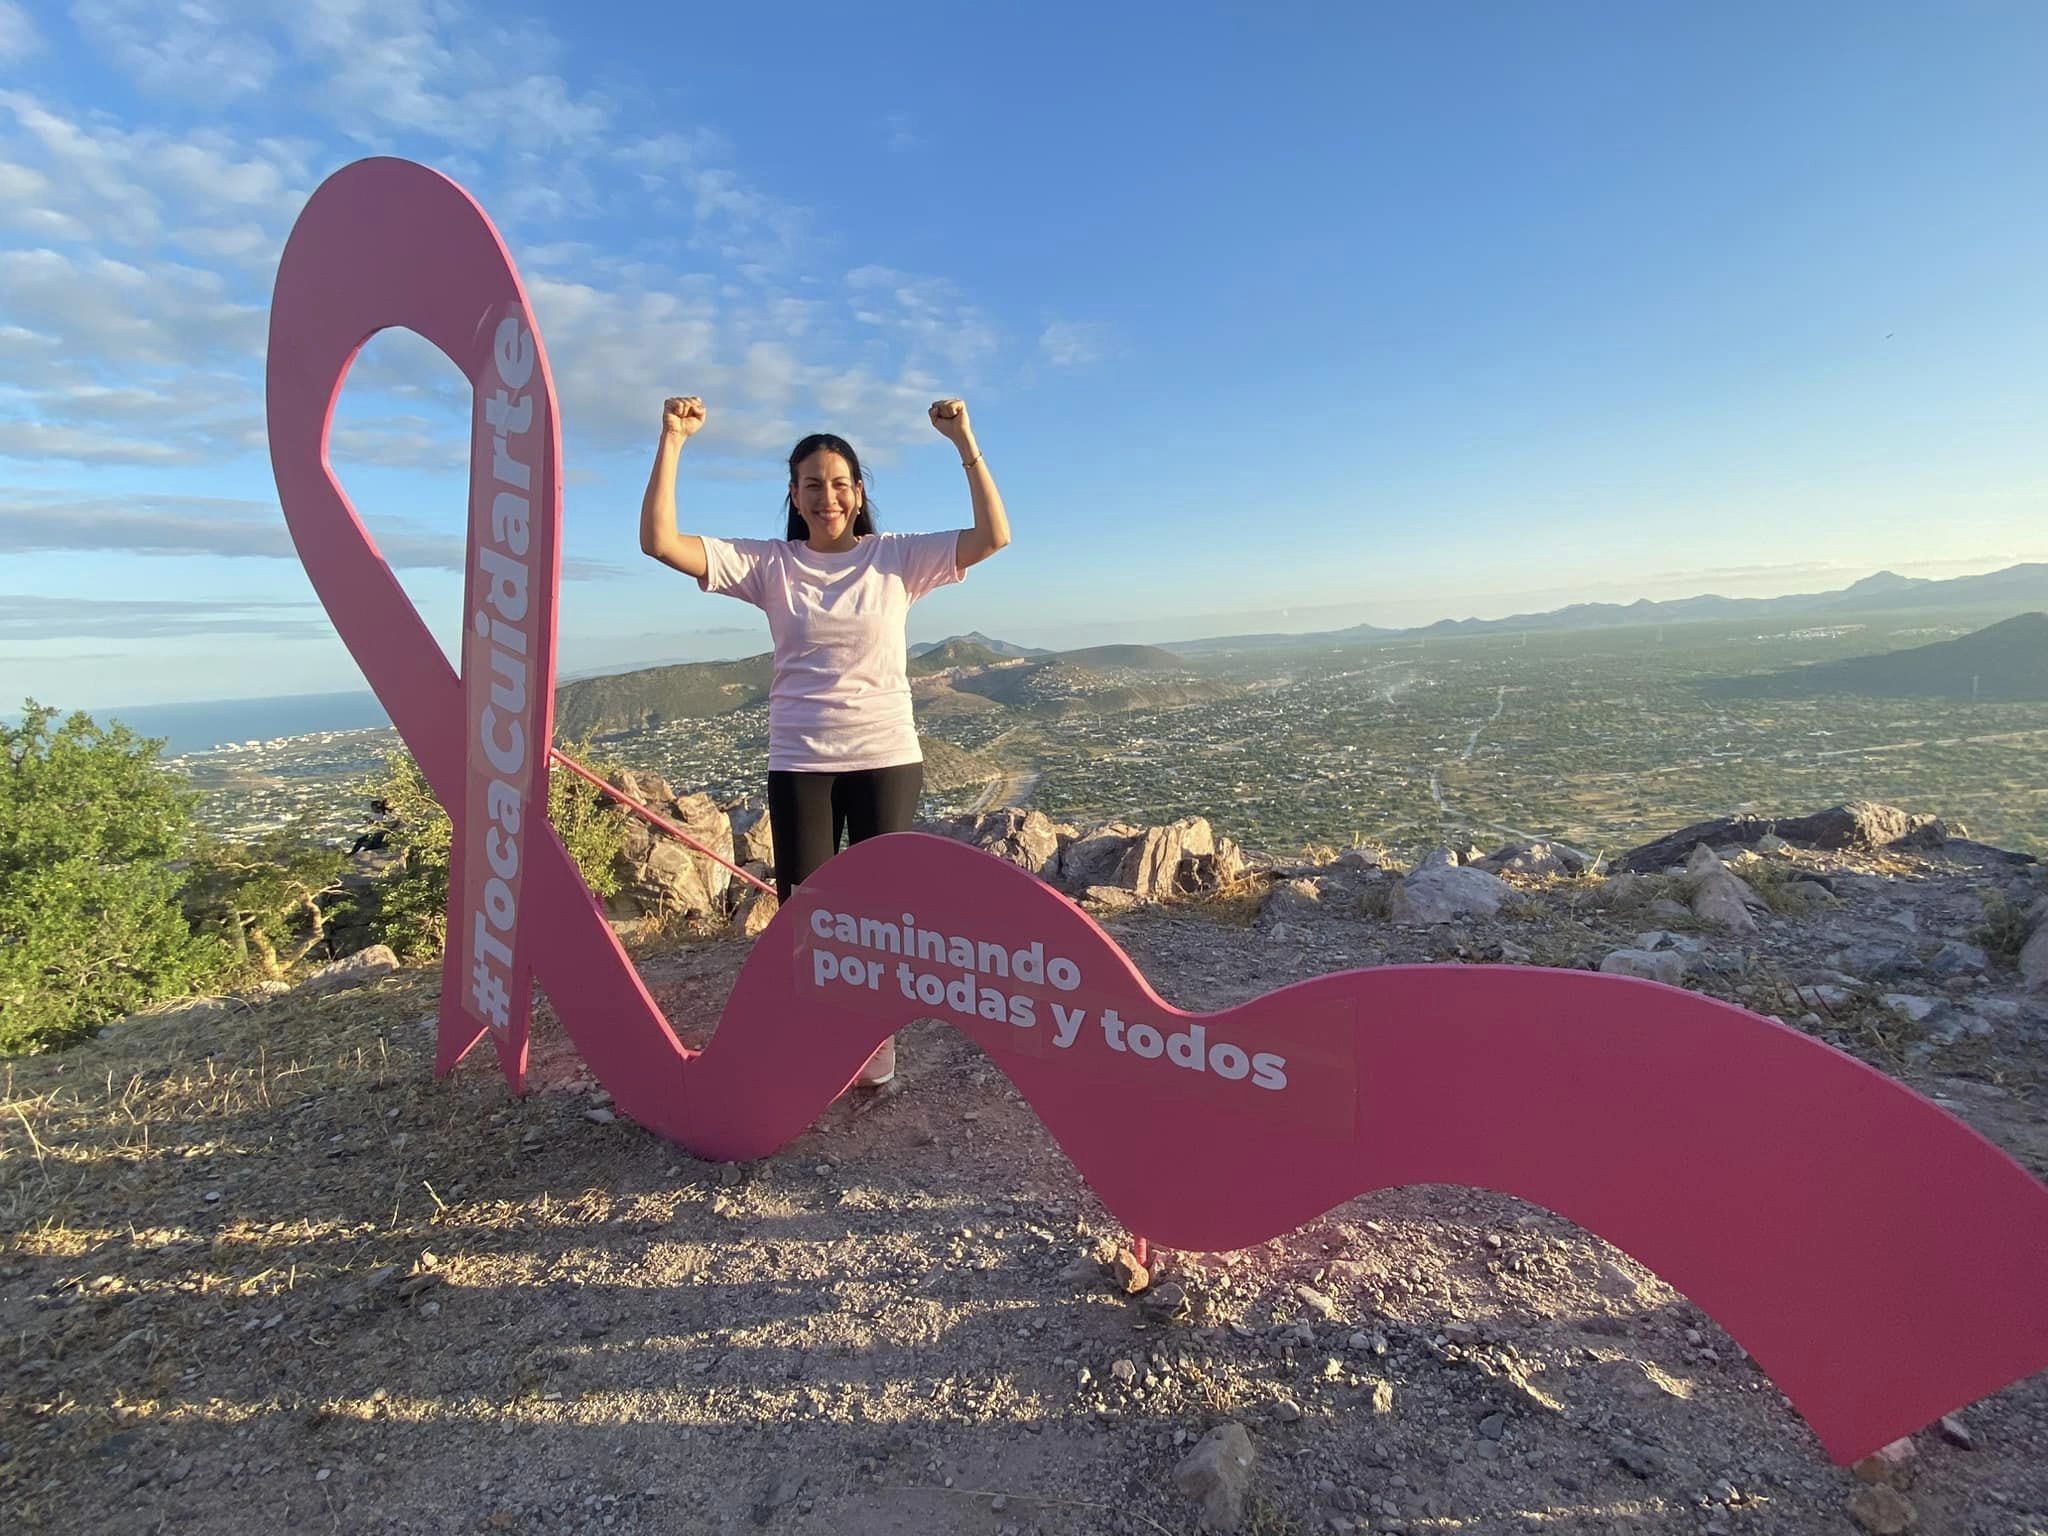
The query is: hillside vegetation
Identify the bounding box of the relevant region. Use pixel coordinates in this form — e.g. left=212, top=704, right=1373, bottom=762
left=1707, top=613, right=2048, bottom=702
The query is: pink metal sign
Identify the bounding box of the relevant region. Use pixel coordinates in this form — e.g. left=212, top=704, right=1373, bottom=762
left=265, top=160, right=561, bottom=1091
left=267, top=157, right=2048, bottom=1466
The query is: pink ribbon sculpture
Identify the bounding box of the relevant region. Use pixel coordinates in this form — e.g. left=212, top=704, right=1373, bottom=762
left=267, top=157, right=2048, bottom=1466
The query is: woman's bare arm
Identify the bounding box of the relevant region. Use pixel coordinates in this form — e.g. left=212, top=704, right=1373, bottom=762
left=640, top=396, right=708, bottom=579
left=930, top=398, right=1009, bottom=570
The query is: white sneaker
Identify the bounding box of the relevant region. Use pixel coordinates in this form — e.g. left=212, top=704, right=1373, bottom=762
left=855, top=1038, right=897, bottom=1088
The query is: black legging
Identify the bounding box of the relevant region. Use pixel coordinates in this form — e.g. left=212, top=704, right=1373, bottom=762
left=767, top=763, right=924, bottom=902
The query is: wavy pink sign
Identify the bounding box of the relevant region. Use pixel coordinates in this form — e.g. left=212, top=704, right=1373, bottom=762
left=266, top=157, right=2048, bottom=1465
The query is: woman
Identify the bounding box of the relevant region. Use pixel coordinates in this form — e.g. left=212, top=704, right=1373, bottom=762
left=638, top=394, right=1011, bottom=1085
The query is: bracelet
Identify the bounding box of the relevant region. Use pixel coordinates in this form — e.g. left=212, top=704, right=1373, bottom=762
left=960, top=451, right=983, bottom=470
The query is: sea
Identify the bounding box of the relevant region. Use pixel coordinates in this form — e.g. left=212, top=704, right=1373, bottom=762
left=80, top=690, right=395, bottom=758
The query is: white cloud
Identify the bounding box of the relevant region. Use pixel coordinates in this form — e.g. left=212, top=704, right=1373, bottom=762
left=0, top=1, right=41, bottom=64
left=70, top=0, right=277, bottom=100
left=280, top=0, right=608, bottom=151
left=1040, top=319, right=1104, bottom=368
left=0, top=251, right=263, bottom=366
left=0, top=591, right=324, bottom=641
left=0, top=420, right=197, bottom=464
left=0, top=9, right=1022, bottom=485
left=0, top=488, right=625, bottom=577
left=845, top=265, right=999, bottom=376
left=0, top=91, right=317, bottom=260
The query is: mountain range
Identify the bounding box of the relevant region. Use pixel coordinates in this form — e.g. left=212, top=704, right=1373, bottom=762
left=553, top=564, right=2048, bottom=735
left=1160, top=562, right=2048, bottom=654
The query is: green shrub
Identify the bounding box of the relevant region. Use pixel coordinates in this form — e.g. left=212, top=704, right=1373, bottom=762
left=362, top=740, right=630, bottom=962
left=0, top=703, right=223, bottom=1052
left=1973, top=891, right=2033, bottom=965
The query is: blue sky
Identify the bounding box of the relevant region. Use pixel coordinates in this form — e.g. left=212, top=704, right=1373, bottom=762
left=2, top=2, right=2044, bottom=708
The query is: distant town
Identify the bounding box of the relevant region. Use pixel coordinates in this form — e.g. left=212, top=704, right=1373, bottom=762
left=170, top=578, right=2048, bottom=863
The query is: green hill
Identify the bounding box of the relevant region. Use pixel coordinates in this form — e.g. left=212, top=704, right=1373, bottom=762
left=554, top=654, right=774, bottom=736
left=1704, top=612, right=2048, bottom=701
left=944, top=655, right=1235, bottom=717
left=917, top=734, right=1004, bottom=791
left=909, top=630, right=1050, bottom=660
left=907, top=639, right=1009, bottom=676
left=554, top=638, right=1229, bottom=739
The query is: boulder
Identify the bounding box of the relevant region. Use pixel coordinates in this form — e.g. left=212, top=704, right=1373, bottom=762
left=1174, top=1421, right=1256, bottom=1533
left=608, top=765, right=675, bottom=812
left=2019, top=920, right=2048, bottom=992
left=728, top=799, right=775, bottom=867
left=1259, top=878, right=1321, bottom=923
left=1116, top=817, right=1217, bottom=901
left=960, top=807, right=1063, bottom=876
left=1478, top=840, right=1586, bottom=878
left=1387, top=852, right=1513, bottom=924
left=1834, top=943, right=1923, bottom=984
left=1615, top=802, right=1947, bottom=873
left=1053, top=824, right=1142, bottom=893
left=727, top=886, right=779, bottom=939
left=1685, top=846, right=1761, bottom=932
left=1928, top=939, right=1988, bottom=979
left=611, top=791, right=734, bottom=923
left=1845, top=1485, right=1916, bottom=1534
left=1880, top=994, right=1942, bottom=1025
left=1599, top=948, right=1688, bottom=986
left=1689, top=875, right=1758, bottom=933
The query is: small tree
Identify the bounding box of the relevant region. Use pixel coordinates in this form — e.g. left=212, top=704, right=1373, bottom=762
left=1, top=702, right=222, bottom=1052
left=184, top=823, right=350, bottom=980
left=363, top=740, right=629, bottom=962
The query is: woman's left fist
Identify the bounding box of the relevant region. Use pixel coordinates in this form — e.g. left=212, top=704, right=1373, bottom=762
left=928, top=398, right=971, bottom=443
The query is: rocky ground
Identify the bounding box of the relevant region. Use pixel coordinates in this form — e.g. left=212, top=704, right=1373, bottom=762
left=3, top=814, right=2045, bottom=1535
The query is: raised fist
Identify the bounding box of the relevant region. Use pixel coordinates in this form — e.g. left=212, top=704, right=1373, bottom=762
left=928, top=397, right=971, bottom=445
left=662, top=395, right=707, bottom=442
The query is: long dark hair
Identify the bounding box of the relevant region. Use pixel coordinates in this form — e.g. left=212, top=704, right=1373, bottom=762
left=783, top=433, right=878, bottom=541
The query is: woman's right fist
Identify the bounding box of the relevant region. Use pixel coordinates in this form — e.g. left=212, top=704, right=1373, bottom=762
left=661, top=395, right=706, bottom=442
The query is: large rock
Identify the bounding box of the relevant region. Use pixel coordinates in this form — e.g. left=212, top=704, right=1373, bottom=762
left=1387, top=849, right=1513, bottom=924
left=611, top=790, right=734, bottom=923
left=1599, top=948, right=1688, bottom=986
left=1616, top=802, right=1946, bottom=873
left=962, top=807, right=1064, bottom=876
left=727, top=798, right=775, bottom=867
left=1689, top=874, right=1759, bottom=933
left=2020, top=920, right=2048, bottom=992
left=727, top=886, right=779, bottom=939
left=608, top=766, right=675, bottom=812
left=1174, top=1421, right=1255, bottom=1533
left=1928, top=939, right=1988, bottom=978
left=1051, top=823, right=1140, bottom=892
left=297, top=944, right=399, bottom=996
left=1845, top=1484, right=1916, bottom=1534
left=1259, top=878, right=1321, bottom=923
left=1477, top=840, right=1586, bottom=878
left=1686, top=845, right=1760, bottom=933
left=1116, top=817, right=1217, bottom=901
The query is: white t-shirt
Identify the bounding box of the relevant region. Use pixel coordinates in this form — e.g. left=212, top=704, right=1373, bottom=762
left=698, top=531, right=964, bottom=772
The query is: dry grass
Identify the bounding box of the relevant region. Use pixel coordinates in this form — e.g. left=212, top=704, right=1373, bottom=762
left=1720, top=855, right=1812, bottom=916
